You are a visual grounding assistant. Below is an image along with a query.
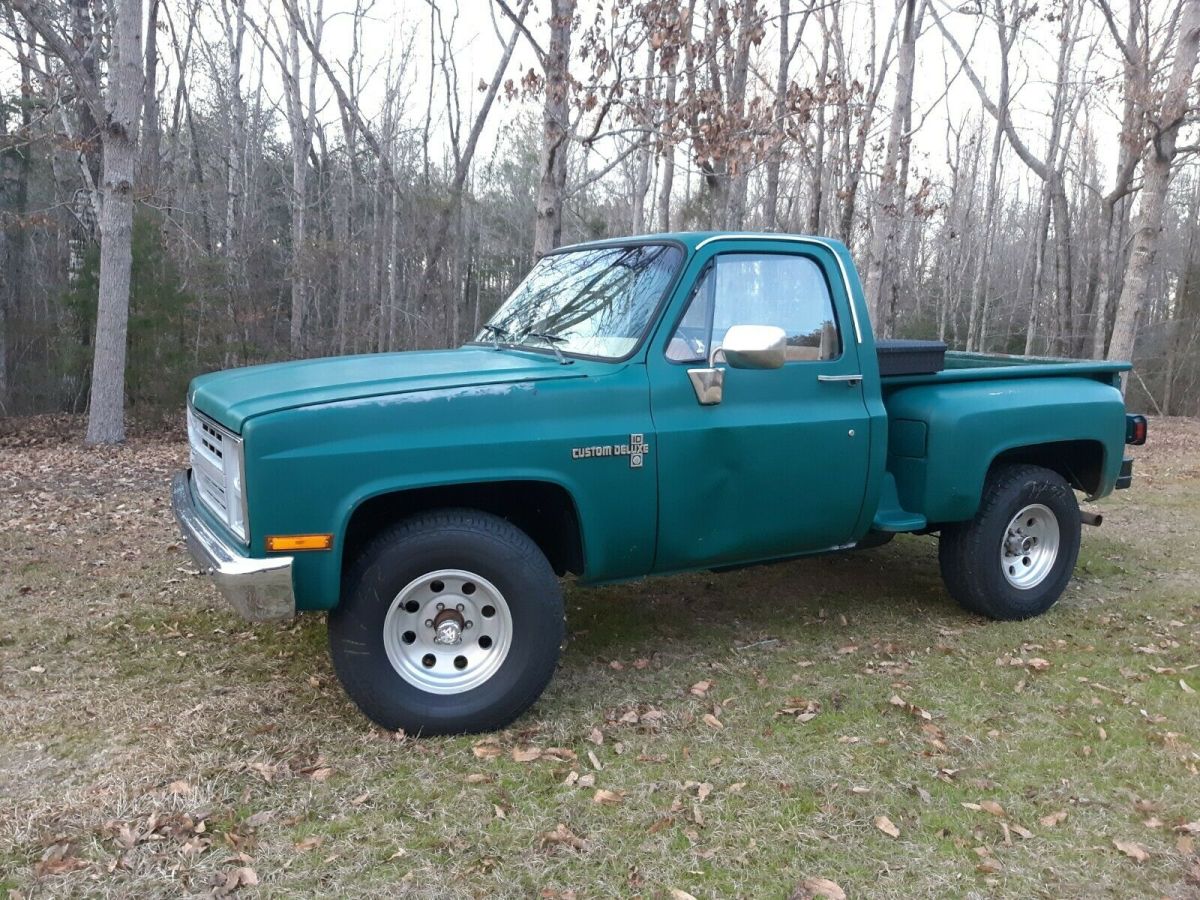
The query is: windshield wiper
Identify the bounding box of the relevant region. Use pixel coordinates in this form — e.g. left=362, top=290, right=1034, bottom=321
left=481, top=323, right=509, bottom=350
left=519, top=330, right=570, bottom=365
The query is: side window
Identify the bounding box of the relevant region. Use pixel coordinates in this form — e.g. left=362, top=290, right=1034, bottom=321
left=665, top=253, right=841, bottom=363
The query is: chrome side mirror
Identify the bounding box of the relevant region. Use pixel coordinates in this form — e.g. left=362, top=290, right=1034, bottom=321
left=687, top=324, right=787, bottom=406
left=720, top=325, right=787, bottom=370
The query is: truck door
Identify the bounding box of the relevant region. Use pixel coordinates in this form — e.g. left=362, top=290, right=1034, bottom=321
left=647, top=242, right=872, bottom=571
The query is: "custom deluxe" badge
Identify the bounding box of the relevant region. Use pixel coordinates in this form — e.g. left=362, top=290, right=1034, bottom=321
left=571, top=434, right=650, bottom=469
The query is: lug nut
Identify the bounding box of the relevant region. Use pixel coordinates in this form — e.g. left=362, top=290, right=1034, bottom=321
left=424, top=619, right=434, bottom=628
left=456, top=603, right=464, bottom=611
left=436, top=602, right=445, bottom=611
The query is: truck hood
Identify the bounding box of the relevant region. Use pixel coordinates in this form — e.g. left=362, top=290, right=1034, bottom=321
left=189, top=347, right=599, bottom=432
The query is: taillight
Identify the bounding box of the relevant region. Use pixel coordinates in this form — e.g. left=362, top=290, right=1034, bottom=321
left=1125, top=414, right=1148, bottom=446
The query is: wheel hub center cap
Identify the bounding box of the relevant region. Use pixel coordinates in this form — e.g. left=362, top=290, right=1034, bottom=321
left=432, top=609, right=464, bottom=646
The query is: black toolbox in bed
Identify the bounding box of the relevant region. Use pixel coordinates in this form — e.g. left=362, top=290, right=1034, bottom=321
left=875, top=339, right=947, bottom=377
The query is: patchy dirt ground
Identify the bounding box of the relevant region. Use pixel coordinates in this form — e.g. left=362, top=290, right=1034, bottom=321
left=1, top=416, right=1199, bottom=898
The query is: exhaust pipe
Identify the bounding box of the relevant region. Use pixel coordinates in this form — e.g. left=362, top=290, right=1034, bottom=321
left=1080, top=511, right=1103, bottom=527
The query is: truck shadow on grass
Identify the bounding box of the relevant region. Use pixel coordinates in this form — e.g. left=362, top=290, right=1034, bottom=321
left=562, top=535, right=957, bottom=663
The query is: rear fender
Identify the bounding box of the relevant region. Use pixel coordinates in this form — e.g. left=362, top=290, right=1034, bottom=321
left=883, top=376, right=1126, bottom=524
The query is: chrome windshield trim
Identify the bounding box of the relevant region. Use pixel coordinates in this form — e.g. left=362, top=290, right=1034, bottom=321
left=692, top=234, right=863, bottom=344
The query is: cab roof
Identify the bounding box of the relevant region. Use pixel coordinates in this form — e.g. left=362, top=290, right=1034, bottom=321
left=555, top=231, right=850, bottom=254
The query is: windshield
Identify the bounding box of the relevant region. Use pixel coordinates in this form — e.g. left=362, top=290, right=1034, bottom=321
left=477, top=243, right=683, bottom=360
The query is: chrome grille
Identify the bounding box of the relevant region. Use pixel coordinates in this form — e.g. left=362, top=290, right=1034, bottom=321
left=187, top=404, right=247, bottom=541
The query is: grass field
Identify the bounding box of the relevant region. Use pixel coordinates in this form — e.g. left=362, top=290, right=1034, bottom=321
left=2, top=416, right=1199, bottom=898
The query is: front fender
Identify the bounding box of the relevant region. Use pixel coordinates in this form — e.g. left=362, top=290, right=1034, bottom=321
left=241, top=369, right=658, bottom=611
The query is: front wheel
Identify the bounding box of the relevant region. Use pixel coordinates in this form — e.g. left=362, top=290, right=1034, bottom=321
left=938, top=464, right=1081, bottom=620
left=329, top=509, right=564, bottom=734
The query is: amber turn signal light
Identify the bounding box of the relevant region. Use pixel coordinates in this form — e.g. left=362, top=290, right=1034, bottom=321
left=266, top=534, right=333, bottom=552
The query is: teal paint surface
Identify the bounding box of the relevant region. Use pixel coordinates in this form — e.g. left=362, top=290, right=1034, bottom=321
left=183, top=232, right=1134, bottom=612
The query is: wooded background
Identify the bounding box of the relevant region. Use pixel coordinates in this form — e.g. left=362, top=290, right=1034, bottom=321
left=0, top=0, right=1197, bottom=443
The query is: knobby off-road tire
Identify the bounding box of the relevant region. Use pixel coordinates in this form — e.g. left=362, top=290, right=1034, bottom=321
left=938, top=464, right=1081, bottom=620
left=329, top=509, right=565, bottom=735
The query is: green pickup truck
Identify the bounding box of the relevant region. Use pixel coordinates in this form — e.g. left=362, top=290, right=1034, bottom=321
left=171, top=232, right=1147, bottom=734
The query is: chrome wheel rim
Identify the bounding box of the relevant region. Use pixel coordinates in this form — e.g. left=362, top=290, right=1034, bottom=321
left=1000, top=503, right=1060, bottom=590
left=382, top=569, right=513, bottom=695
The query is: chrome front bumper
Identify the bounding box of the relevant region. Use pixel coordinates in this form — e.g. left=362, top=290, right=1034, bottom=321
left=170, top=470, right=295, bottom=621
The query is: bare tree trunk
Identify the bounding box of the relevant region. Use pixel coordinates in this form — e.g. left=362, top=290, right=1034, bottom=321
left=1108, top=0, right=1200, bottom=369
left=655, top=47, right=678, bottom=232
left=0, top=11, right=34, bottom=412
left=280, top=0, right=322, bottom=355
left=86, top=0, right=143, bottom=444
left=140, top=0, right=162, bottom=186
left=808, top=35, right=828, bottom=235
left=722, top=0, right=758, bottom=230
left=630, top=46, right=655, bottom=234
left=763, top=0, right=792, bottom=229
left=863, top=0, right=925, bottom=337
left=222, top=0, right=247, bottom=252
left=967, top=116, right=1003, bottom=351
left=534, top=0, right=574, bottom=257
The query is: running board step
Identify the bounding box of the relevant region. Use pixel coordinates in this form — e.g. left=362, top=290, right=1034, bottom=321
left=871, top=472, right=928, bottom=533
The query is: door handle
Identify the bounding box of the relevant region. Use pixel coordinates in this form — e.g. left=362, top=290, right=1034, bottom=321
left=818, top=374, right=863, bottom=385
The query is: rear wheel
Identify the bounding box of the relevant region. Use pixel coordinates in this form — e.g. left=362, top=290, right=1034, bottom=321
left=329, top=509, right=564, bottom=734
left=938, top=464, right=1081, bottom=620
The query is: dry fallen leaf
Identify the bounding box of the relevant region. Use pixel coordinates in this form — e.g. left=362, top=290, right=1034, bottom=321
left=874, top=815, right=900, bottom=838
left=166, top=779, right=191, bottom=796
left=1113, top=839, right=1151, bottom=862
left=979, top=800, right=1006, bottom=818
left=540, top=823, right=586, bottom=851
left=233, top=866, right=258, bottom=886
left=702, top=713, right=724, bottom=731
left=1039, top=810, right=1068, bottom=827
left=587, top=727, right=604, bottom=745
left=308, top=767, right=333, bottom=782
left=1026, top=657, right=1051, bottom=672
left=1180, top=679, right=1195, bottom=694
left=513, top=747, right=543, bottom=763
left=669, top=890, right=698, bottom=900
left=789, top=877, right=847, bottom=900
left=294, top=836, right=322, bottom=852
left=888, top=694, right=932, bottom=721
left=690, top=680, right=712, bottom=697
left=472, top=740, right=502, bottom=760
left=593, top=788, right=624, bottom=805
